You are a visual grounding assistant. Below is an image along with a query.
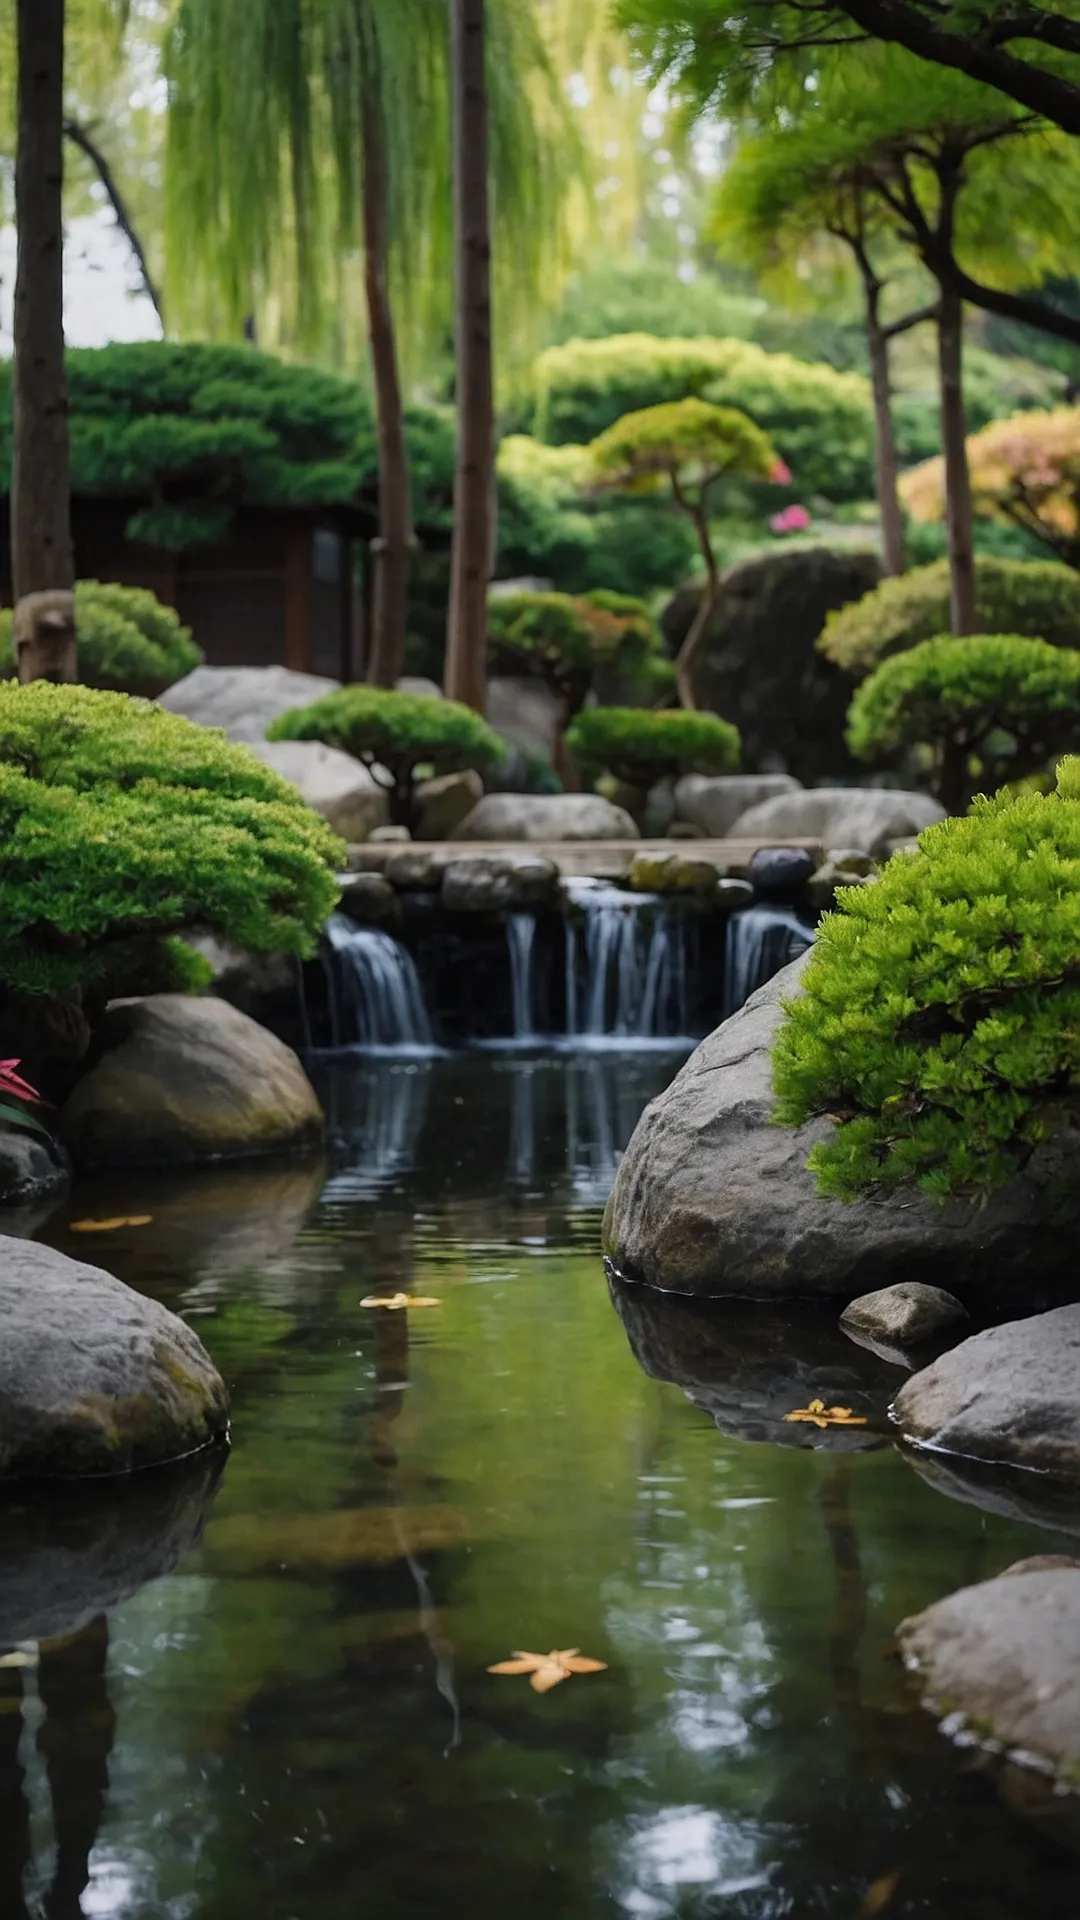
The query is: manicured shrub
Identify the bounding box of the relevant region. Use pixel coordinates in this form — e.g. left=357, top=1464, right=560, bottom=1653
left=772, top=763, right=1080, bottom=1198
left=847, top=633, right=1080, bottom=811
left=266, top=686, right=504, bottom=828
left=495, top=433, right=697, bottom=599
left=0, top=682, right=342, bottom=1000
left=565, top=706, right=740, bottom=794
left=901, top=406, right=1080, bottom=568
left=0, top=580, right=202, bottom=694
left=819, top=556, right=1080, bottom=675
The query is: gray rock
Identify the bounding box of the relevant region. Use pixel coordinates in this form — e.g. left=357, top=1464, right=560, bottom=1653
left=0, top=1128, right=69, bottom=1209
left=452, top=793, right=639, bottom=842
left=841, top=1283, right=967, bottom=1349
left=716, top=878, right=755, bottom=911
left=395, top=675, right=443, bottom=700
left=413, top=768, right=484, bottom=840
left=246, top=739, right=388, bottom=841
left=0, top=1236, right=229, bottom=1477
left=806, top=856, right=877, bottom=914
left=186, top=936, right=299, bottom=1027
left=385, top=847, right=449, bottom=891
left=604, top=957, right=1080, bottom=1298
left=486, top=677, right=561, bottom=764
left=370, top=824, right=411, bottom=843
left=730, top=788, right=945, bottom=858
left=893, top=1307, right=1080, bottom=1475
left=441, top=852, right=559, bottom=912
left=748, top=845, right=816, bottom=900
left=674, top=773, right=802, bottom=839
left=159, top=665, right=340, bottom=742
left=898, top=1561, right=1080, bottom=1788
left=337, top=871, right=401, bottom=928
left=60, top=995, right=323, bottom=1168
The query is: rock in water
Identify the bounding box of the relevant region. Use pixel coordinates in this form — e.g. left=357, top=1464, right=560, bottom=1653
left=0, top=1237, right=229, bottom=1477
left=898, top=1560, right=1080, bottom=1789
left=441, top=853, right=559, bottom=912
left=604, top=957, right=1080, bottom=1298
left=841, top=1283, right=967, bottom=1349
left=893, top=1307, right=1080, bottom=1474
left=0, top=1129, right=69, bottom=1209
left=451, top=793, right=639, bottom=842
left=60, top=996, right=324, bottom=1168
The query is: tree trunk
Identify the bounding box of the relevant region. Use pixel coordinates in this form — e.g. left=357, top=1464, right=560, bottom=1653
left=445, top=0, right=494, bottom=715
left=864, top=282, right=905, bottom=578
left=936, top=731, right=973, bottom=814
left=360, top=23, right=413, bottom=690
left=674, top=501, right=719, bottom=710
left=937, top=287, right=977, bottom=636
left=12, top=0, right=76, bottom=684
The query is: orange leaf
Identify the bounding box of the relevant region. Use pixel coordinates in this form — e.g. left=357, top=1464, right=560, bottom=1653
left=360, top=1292, right=441, bottom=1310
left=860, top=1870, right=901, bottom=1917
left=488, top=1659, right=542, bottom=1676
left=70, top=1216, right=152, bottom=1233
left=530, top=1662, right=569, bottom=1693
left=561, top=1656, right=608, bottom=1674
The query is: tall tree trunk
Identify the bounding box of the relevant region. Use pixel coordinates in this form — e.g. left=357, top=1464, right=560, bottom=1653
left=360, top=23, right=413, bottom=690
left=673, top=496, right=718, bottom=711
left=445, top=0, right=494, bottom=714
left=937, top=286, right=977, bottom=635
left=13, top=0, right=76, bottom=684
left=863, top=280, right=905, bottom=579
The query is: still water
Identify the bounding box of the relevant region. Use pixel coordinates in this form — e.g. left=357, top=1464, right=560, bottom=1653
left=5, top=1050, right=1080, bottom=1920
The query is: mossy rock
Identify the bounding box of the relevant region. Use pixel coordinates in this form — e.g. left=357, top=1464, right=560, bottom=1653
left=628, top=851, right=720, bottom=894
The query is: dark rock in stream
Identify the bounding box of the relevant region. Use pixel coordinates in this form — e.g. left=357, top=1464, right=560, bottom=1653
left=0, top=1127, right=70, bottom=1209
left=840, top=1281, right=968, bottom=1364
left=893, top=1306, right=1080, bottom=1476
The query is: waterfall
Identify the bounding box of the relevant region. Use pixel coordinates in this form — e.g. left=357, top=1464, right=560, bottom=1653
left=563, top=881, right=689, bottom=1042
left=722, top=905, right=814, bottom=1019
left=506, top=913, right=538, bottom=1041
left=322, top=913, right=435, bottom=1052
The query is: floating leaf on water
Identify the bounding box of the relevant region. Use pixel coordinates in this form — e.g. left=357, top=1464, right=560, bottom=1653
left=360, top=1292, right=440, bottom=1310
left=860, top=1869, right=901, bottom=1916
left=0, top=1650, right=36, bottom=1670
left=71, top=1215, right=153, bottom=1233
left=487, top=1647, right=608, bottom=1692
left=783, top=1398, right=868, bottom=1430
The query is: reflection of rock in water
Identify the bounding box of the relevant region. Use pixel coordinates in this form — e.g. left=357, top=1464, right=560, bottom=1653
left=0, top=1448, right=226, bottom=1648
left=607, top=1267, right=897, bottom=1449
left=319, top=1061, right=433, bottom=1201
left=900, top=1446, right=1080, bottom=1538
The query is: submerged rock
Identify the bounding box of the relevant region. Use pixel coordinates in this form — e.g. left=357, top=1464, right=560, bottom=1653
left=0, top=1128, right=69, bottom=1210
left=604, top=957, right=1080, bottom=1298
left=902, top=1447, right=1080, bottom=1537
left=0, top=1237, right=229, bottom=1478
left=841, top=1283, right=967, bottom=1352
left=60, top=995, right=323, bottom=1168
left=893, top=1307, right=1080, bottom=1475
left=451, top=793, right=639, bottom=842
left=730, top=787, right=945, bottom=859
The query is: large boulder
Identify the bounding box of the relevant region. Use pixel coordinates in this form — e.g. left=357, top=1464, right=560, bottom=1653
left=729, top=787, right=945, bottom=858
left=893, top=1307, right=1080, bottom=1475
left=0, top=1237, right=229, bottom=1477
left=662, top=547, right=880, bottom=783
left=898, top=1560, right=1080, bottom=1791
left=247, top=738, right=388, bottom=840
left=0, top=1128, right=69, bottom=1209
left=604, top=956, right=1080, bottom=1298
left=674, top=773, right=802, bottom=839
left=413, top=769, right=484, bottom=840
left=159, top=664, right=340, bottom=742
left=486, top=677, right=562, bottom=765
left=60, top=995, right=324, bottom=1167
left=452, top=793, right=639, bottom=842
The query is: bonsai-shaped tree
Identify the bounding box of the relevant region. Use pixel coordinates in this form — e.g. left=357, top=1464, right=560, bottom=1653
left=773, top=760, right=1080, bottom=1200
left=902, top=408, right=1080, bottom=570
left=819, top=557, right=1080, bottom=678
left=0, top=682, right=342, bottom=1003
left=565, top=706, right=740, bottom=808
left=847, top=633, right=1080, bottom=813
left=587, top=396, right=784, bottom=708
left=0, top=580, right=202, bottom=696
left=266, top=686, right=504, bottom=830
left=486, top=587, right=670, bottom=783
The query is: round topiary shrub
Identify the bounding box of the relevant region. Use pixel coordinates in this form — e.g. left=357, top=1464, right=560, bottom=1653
left=847, top=633, right=1080, bottom=812
left=266, top=686, right=504, bottom=828
left=564, top=706, right=740, bottom=794
left=772, top=762, right=1080, bottom=1199
left=0, top=580, right=202, bottom=695
left=819, top=557, right=1080, bottom=676
left=0, top=682, right=342, bottom=1001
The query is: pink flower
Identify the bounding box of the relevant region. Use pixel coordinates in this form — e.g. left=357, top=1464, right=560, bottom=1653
left=770, top=504, right=811, bottom=535
left=0, top=1059, right=41, bottom=1103
left=768, top=458, right=792, bottom=485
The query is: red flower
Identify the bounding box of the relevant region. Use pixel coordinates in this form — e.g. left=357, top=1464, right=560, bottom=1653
left=768, top=458, right=792, bottom=485
left=0, top=1060, right=42, bottom=1104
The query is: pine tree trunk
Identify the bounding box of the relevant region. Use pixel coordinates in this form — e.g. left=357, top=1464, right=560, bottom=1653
left=445, top=0, right=494, bottom=714
left=360, top=28, right=413, bottom=690
left=12, top=0, right=76, bottom=684
left=864, top=283, right=905, bottom=578
left=673, top=500, right=719, bottom=711
left=937, top=287, right=977, bottom=635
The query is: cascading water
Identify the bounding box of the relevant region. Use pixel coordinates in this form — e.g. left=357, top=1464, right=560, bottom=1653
left=722, top=905, right=814, bottom=1019
left=563, top=881, right=690, bottom=1042
left=322, top=913, right=435, bottom=1051
left=506, top=913, right=538, bottom=1042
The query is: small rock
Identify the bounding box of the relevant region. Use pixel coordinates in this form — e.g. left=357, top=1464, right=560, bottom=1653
left=385, top=847, right=448, bottom=891
left=841, top=1282, right=967, bottom=1351
left=748, top=846, right=816, bottom=901
left=451, top=793, right=639, bottom=842
left=0, top=1129, right=69, bottom=1209
left=806, top=856, right=877, bottom=914
left=370, top=824, right=411, bottom=843
left=669, top=821, right=707, bottom=841
left=730, top=787, right=945, bottom=858
left=826, top=847, right=878, bottom=876
left=893, top=1306, right=1080, bottom=1475
left=0, top=1236, right=229, bottom=1477
left=674, top=773, right=802, bottom=838
left=159, top=665, right=340, bottom=742
left=413, top=769, right=484, bottom=840
left=716, top=877, right=755, bottom=912
left=246, top=739, right=388, bottom=841
left=337, top=872, right=401, bottom=928
left=441, top=853, right=559, bottom=912
left=628, top=851, right=719, bottom=894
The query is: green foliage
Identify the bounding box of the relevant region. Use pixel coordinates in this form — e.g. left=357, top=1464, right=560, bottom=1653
left=495, top=434, right=697, bottom=597
left=588, top=396, right=779, bottom=492
left=527, top=332, right=874, bottom=500
left=847, top=633, right=1080, bottom=807
left=0, top=580, right=202, bottom=695
left=820, top=557, right=1080, bottom=675
left=565, top=705, right=740, bottom=789
left=772, top=764, right=1080, bottom=1198
left=0, top=683, right=342, bottom=999
left=487, top=588, right=666, bottom=709
left=267, top=686, right=504, bottom=827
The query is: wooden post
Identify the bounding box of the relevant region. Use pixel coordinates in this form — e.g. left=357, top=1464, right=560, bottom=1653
left=284, top=521, right=311, bottom=671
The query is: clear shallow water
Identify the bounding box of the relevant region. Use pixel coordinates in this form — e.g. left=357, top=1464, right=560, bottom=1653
left=4, top=1051, right=1079, bottom=1920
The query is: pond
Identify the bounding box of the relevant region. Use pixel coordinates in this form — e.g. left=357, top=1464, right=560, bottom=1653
left=6, top=1049, right=1080, bottom=1919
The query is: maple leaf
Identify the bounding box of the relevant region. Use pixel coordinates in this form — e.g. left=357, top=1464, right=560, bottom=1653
left=783, top=1398, right=867, bottom=1429
left=360, top=1292, right=440, bottom=1310
left=70, top=1215, right=152, bottom=1233
left=487, top=1647, right=608, bottom=1693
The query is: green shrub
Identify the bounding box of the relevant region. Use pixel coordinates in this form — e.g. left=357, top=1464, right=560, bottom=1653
left=847, top=633, right=1080, bottom=811
left=772, top=763, right=1080, bottom=1198
left=0, top=580, right=202, bottom=695
left=565, top=706, right=740, bottom=792
left=495, top=434, right=697, bottom=599
left=267, top=686, right=504, bottom=828
left=488, top=588, right=666, bottom=709
left=819, top=556, right=1080, bottom=675
left=0, top=682, right=342, bottom=999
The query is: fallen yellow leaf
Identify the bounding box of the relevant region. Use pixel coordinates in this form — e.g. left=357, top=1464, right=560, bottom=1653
left=488, top=1647, right=608, bottom=1692
left=360, top=1292, right=440, bottom=1310
left=0, top=1650, right=36, bottom=1670
left=860, top=1870, right=901, bottom=1917
left=783, top=1397, right=868, bottom=1430
left=70, top=1215, right=152, bottom=1233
